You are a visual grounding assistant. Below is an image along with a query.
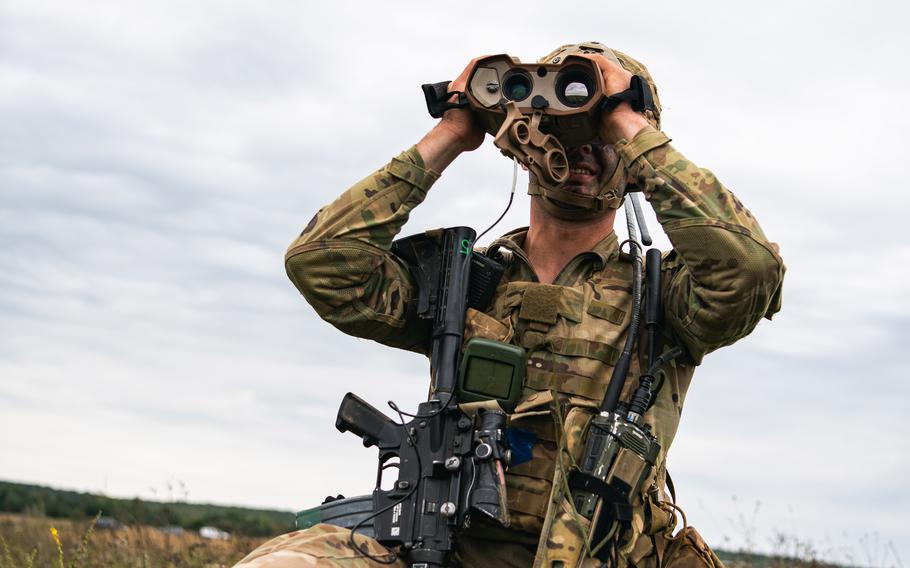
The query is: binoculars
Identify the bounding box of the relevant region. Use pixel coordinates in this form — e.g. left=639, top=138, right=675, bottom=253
left=463, top=54, right=607, bottom=148
left=423, top=54, right=653, bottom=188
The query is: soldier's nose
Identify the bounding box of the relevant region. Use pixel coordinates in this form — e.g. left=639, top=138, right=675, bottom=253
left=569, top=145, right=593, bottom=159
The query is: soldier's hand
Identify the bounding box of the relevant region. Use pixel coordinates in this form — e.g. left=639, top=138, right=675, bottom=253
left=416, top=58, right=487, bottom=172
left=580, top=53, right=651, bottom=144
left=438, top=57, right=486, bottom=152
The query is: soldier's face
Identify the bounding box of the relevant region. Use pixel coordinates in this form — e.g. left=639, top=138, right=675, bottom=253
left=564, top=143, right=621, bottom=197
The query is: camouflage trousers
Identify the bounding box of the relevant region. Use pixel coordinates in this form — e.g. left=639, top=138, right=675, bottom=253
left=233, top=523, right=725, bottom=568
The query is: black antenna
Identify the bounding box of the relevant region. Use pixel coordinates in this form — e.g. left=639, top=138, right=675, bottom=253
left=630, top=192, right=652, bottom=246
left=600, top=195, right=646, bottom=412
left=644, top=247, right=662, bottom=366
left=627, top=248, right=666, bottom=420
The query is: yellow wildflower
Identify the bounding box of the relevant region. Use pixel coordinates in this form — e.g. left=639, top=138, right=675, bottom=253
left=50, top=525, right=64, bottom=567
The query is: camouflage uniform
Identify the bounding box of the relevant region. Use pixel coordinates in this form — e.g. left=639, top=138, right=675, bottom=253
left=235, top=125, right=784, bottom=567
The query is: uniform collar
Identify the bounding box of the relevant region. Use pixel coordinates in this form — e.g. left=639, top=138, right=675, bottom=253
left=487, top=227, right=621, bottom=272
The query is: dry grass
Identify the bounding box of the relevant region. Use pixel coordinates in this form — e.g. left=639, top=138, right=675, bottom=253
left=2, top=510, right=903, bottom=568
left=0, top=513, right=269, bottom=568
left=707, top=497, right=904, bottom=568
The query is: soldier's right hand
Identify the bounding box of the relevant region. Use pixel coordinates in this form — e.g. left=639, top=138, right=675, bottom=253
left=438, top=57, right=486, bottom=152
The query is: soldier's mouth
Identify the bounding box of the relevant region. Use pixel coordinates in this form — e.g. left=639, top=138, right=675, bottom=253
left=566, top=165, right=599, bottom=185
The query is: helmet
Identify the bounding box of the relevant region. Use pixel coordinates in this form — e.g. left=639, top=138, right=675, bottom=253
left=529, top=41, right=662, bottom=219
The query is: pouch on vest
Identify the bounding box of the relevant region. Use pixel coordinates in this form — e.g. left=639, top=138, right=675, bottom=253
left=658, top=526, right=725, bottom=568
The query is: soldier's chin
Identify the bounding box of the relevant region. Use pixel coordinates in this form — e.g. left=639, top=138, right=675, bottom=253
left=548, top=199, right=590, bottom=219
left=561, top=183, right=597, bottom=196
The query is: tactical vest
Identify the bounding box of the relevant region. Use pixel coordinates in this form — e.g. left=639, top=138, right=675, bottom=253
left=464, top=239, right=690, bottom=560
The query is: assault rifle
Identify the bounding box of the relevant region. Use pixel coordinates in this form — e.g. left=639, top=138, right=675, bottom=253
left=335, top=227, right=522, bottom=568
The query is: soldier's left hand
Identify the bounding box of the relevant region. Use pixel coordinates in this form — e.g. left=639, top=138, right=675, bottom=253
left=579, top=53, right=651, bottom=143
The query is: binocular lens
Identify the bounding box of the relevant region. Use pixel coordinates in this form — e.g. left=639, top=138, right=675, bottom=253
left=564, top=82, right=589, bottom=104
left=502, top=72, right=532, bottom=102
left=555, top=67, right=595, bottom=108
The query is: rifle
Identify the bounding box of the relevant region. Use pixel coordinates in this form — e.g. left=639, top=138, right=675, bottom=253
left=335, top=226, right=520, bottom=568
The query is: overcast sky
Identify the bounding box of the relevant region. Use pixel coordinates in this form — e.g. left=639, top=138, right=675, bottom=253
left=1, top=1, right=908, bottom=565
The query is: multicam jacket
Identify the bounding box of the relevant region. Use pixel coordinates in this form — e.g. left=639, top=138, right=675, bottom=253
left=285, top=126, right=785, bottom=563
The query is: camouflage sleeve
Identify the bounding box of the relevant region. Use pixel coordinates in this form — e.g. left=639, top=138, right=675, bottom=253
left=284, top=146, right=440, bottom=354
left=615, top=126, right=785, bottom=364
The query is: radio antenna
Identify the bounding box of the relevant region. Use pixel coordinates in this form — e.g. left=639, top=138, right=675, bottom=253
left=600, top=195, right=646, bottom=411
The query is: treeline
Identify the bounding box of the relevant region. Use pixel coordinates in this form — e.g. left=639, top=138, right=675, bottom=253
left=0, top=480, right=295, bottom=537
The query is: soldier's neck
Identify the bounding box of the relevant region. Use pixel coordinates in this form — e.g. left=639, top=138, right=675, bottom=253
left=526, top=200, right=616, bottom=285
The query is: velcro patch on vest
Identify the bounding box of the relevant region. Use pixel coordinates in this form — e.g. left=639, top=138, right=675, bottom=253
left=505, top=282, right=585, bottom=322
left=519, top=284, right=562, bottom=324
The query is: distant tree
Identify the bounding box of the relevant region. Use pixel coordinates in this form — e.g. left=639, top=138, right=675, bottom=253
left=0, top=481, right=295, bottom=537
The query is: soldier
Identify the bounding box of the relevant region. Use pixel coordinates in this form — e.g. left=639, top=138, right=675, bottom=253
left=235, top=42, right=785, bottom=567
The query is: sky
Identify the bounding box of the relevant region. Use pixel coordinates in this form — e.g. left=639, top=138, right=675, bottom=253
left=1, top=1, right=908, bottom=565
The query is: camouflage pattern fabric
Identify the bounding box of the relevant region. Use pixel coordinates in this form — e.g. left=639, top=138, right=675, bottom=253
left=232, top=521, right=722, bottom=568
left=232, top=522, right=540, bottom=567
left=233, top=524, right=402, bottom=567
left=281, top=124, right=784, bottom=566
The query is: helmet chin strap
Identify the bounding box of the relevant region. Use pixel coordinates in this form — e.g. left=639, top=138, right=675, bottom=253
left=527, top=160, right=626, bottom=221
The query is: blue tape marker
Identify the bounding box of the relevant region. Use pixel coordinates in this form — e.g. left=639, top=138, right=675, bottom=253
left=505, top=427, right=537, bottom=466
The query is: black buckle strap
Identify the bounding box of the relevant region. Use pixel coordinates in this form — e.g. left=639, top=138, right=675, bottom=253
left=421, top=81, right=469, bottom=119
left=600, top=74, right=655, bottom=114
left=567, top=470, right=633, bottom=561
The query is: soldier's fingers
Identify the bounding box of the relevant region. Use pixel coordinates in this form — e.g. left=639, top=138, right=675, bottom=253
left=449, top=55, right=490, bottom=92
left=578, top=53, right=632, bottom=95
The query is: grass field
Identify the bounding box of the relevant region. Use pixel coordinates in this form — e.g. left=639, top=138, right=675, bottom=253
left=0, top=513, right=268, bottom=568
left=0, top=511, right=849, bottom=568
left=1, top=477, right=896, bottom=568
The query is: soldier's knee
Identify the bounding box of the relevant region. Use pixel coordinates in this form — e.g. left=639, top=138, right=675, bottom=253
left=233, top=524, right=403, bottom=567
